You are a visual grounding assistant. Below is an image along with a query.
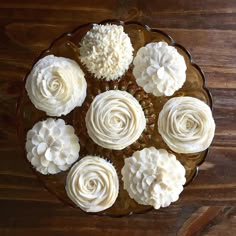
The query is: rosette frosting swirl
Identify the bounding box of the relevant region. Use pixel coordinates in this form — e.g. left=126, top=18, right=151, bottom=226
left=25, top=118, right=80, bottom=175
left=25, top=55, right=87, bottom=116
left=158, top=96, right=215, bottom=153
left=121, top=147, right=186, bottom=209
left=79, top=24, right=134, bottom=81
left=85, top=90, right=146, bottom=150
left=133, top=42, right=187, bottom=96
left=66, top=156, right=119, bottom=212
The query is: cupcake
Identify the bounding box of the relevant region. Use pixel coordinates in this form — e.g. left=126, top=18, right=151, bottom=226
left=79, top=24, right=134, bottom=81
left=158, top=96, right=215, bottom=153
left=25, top=118, right=80, bottom=175
left=25, top=55, right=87, bottom=116
left=133, top=42, right=187, bottom=96
left=66, top=156, right=119, bottom=212
left=121, top=147, right=186, bottom=209
left=85, top=90, right=146, bottom=150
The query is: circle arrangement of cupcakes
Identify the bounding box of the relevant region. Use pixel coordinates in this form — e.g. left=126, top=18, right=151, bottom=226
left=19, top=21, right=215, bottom=215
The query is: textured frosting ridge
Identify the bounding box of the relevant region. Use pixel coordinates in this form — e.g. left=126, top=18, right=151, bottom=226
left=25, top=55, right=87, bottom=116
left=133, top=42, right=187, bottom=96
left=26, top=118, right=80, bottom=175
left=121, top=147, right=186, bottom=209
left=158, top=96, right=215, bottom=153
left=79, top=24, right=134, bottom=81
left=85, top=90, right=146, bottom=150
left=66, top=156, right=119, bottom=212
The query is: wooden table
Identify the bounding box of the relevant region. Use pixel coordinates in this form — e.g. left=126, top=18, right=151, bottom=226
left=0, top=0, right=235, bottom=235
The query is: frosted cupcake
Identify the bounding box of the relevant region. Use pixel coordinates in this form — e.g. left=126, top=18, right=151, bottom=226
left=25, top=118, right=80, bottom=175
left=121, top=147, right=186, bottom=209
left=79, top=24, right=134, bottom=81
left=85, top=90, right=146, bottom=150
left=133, top=42, right=187, bottom=96
left=25, top=55, right=87, bottom=116
left=66, top=156, right=119, bottom=212
left=158, top=96, right=215, bottom=153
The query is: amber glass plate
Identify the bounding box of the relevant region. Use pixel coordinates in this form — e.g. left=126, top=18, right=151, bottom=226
left=17, top=20, right=212, bottom=216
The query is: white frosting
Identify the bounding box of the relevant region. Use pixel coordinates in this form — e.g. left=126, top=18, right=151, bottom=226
left=26, top=118, right=80, bottom=175
left=79, top=24, right=134, bottom=81
left=158, top=96, right=215, bottom=153
left=25, top=55, right=87, bottom=116
left=133, top=42, right=187, bottom=96
left=66, top=156, right=119, bottom=212
left=85, top=90, right=146, bottom=150
left=121, top=147, right=186, bottom=209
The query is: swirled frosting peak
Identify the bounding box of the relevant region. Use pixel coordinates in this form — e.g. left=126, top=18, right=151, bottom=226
left=79, top=24, right=134, bottom=81
left=25, top=55, right=87, bottom=116
left=121, top=147, right=186, bottom=209
left=133, top=42, right=187, bottom=96
left=158, top=96, right=215, bottom=153
left=66, top=156, right=119, bottom=212
left=25, top=118, right=80, bottom=175
left=85, top=90, right=146, bottom=150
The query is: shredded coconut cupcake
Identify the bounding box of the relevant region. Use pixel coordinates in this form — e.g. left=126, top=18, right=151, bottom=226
left=25, top=55, right=87, bottom=116
left=133, top=42, right=187, bottom=96
left=121, top=147, right=186, bottom=209
left=85, top=90, right=146, bottom=150
left=25, top=118, right=80, bottom=175
left=66, top=156, right=119, bottom=212
left=158, top=96, right=215, bottom=153
left=79, top=24, right=134, bottom=81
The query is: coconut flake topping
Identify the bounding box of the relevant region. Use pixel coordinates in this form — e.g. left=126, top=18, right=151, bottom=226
left=79, top=24, right=134, bottom=81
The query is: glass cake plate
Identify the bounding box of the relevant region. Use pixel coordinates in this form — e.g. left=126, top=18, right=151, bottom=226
left=17, top=20, right=212, bottom=216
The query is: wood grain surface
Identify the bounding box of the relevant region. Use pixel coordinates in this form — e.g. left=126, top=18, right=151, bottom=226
left=0, top=0, right=235, bottom=235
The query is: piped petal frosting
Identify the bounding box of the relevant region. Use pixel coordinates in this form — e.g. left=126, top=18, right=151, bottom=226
left=25, top=118, right=80, bottom=175
left=121, top=147, right=186, bottom=209
left=133, top=42, right=187, bottom=96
